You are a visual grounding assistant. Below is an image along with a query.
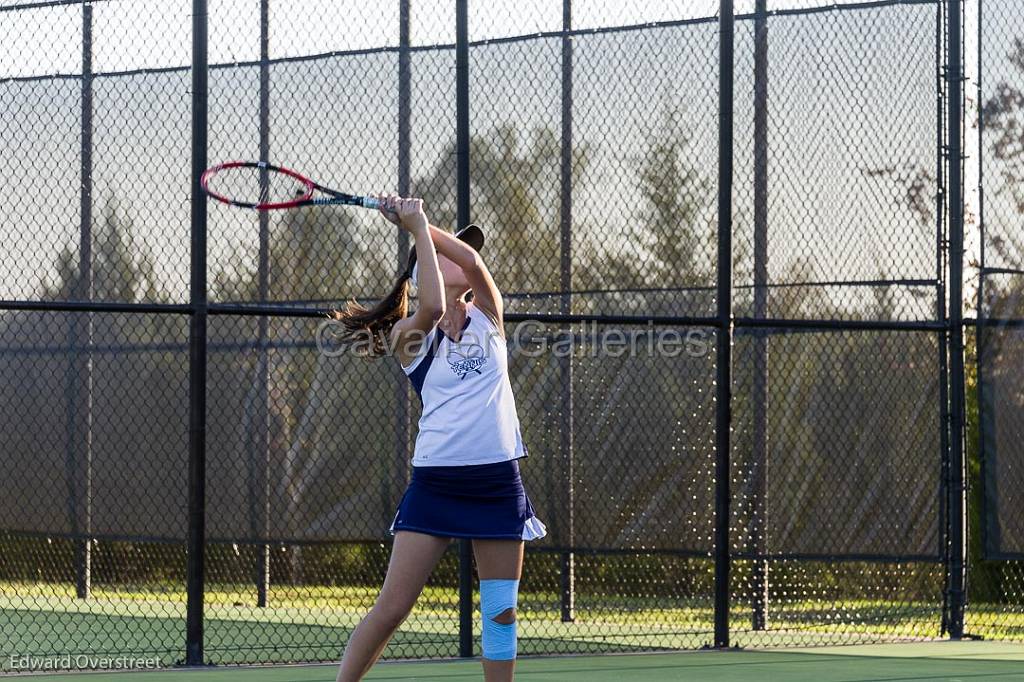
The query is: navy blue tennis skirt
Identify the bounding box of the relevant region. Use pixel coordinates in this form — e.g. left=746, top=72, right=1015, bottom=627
left=389, top=459, right=547, bottom=541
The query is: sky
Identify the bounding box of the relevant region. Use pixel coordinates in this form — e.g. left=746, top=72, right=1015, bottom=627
left=0, top=0, right=1007, bottom=313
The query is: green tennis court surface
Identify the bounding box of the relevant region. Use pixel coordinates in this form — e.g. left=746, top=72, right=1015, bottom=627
left=18, top=642, right=1024, bottom=681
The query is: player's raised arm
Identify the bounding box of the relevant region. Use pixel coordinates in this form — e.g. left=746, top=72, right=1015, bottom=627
left=428, top=225, right=502, bottom=328
left=388, top=198, right=445, bottom=348
left=326, top=197, right=441, bottom=361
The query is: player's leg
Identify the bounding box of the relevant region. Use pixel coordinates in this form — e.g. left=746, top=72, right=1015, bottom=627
left=472, top=539, right=525, bottom=682
left=336, top=531, right=451, bottom=682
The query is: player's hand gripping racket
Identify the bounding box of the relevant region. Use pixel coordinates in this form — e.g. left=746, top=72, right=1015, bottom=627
left=201, top=161, right=381, bottom=211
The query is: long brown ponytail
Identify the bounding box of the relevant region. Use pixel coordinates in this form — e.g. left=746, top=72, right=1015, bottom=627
left=329, top=271, right=412, bottom=357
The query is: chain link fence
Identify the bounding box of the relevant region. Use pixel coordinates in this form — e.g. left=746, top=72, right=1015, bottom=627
left=973, top=0, right=1024, bottom=642
left=0, top=0, right=1019, bottom=672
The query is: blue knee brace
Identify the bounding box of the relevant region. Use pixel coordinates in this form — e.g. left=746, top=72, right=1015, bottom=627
left=480, top=579, right=519, bottom=660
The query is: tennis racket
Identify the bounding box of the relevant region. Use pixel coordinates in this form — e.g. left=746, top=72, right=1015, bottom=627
left=201, top=161, right=381, bottom=211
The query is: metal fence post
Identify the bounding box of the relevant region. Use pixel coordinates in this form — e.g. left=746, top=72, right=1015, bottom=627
left=750, top=0, right=769, bottom=632
left=252, top=0, right=272, bottom=610
left=455, top=0, right=474, bottom=658
left=944, top=0, right=967, bottom=641
left=393, top=0, right=412, bottom=531
left=186, top=0, right=210, bottom=666
left=559, top=0, right=576, bottom=624
left=714, top=0, right=735, bottom=651
left=68, top=0, right=95, bottom=601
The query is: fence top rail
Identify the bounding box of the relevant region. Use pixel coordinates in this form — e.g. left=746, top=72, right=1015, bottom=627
left=0, top=0, right=940, bottom=84
left=739, top=0, right=938, bottom=21
left=0, top=0, right=108, bottom=14
left=0, top=0, right=937, bottom=18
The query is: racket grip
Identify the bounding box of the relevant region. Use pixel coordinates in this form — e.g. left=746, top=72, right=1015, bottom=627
left=362, top=196, right=381, bottom=210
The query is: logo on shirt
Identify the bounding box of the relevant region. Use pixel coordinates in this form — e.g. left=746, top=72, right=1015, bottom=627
left=447, top=343, right=486, bottom=379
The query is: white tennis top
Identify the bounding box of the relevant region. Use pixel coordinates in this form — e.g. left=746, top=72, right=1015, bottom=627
left=402, top=304, right=527, bottom=467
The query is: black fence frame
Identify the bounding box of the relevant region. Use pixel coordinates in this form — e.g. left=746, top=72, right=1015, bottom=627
left=1, top=0, right=1009, bottom=665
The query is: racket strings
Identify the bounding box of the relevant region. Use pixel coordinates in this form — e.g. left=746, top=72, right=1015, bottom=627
left=206, top=165, right=310, bottom=207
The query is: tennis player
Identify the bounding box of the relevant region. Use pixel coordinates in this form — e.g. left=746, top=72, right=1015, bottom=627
left=333, top=195, right=546, bottom=682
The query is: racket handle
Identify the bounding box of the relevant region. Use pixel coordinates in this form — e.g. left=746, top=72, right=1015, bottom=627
left=310, top=195, right=382, bottom=209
